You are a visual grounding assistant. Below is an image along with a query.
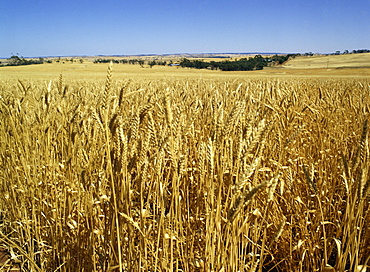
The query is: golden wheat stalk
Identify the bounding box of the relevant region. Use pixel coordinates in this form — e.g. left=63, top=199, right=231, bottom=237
left=163, top=91, right=173, bottom=129
left=118, top=79, right=131, bottom=107
left=228, top=179, right=269, bottom=222
left=58, top=73, right=63, bottom=95
left=352, top=119, right=368, bottom=170
left=267, top=172, right=281, bottom=202
left=101, top=61, right=113, bottom=109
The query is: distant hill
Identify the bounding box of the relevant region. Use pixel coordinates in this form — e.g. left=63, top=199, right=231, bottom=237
left=1, top=52, right=287, bottom=60
left=2, top=52, right=369, bottom=70
left=282, top=53, right=370, bottom=69
left=134, top=52, right=285, bottom=58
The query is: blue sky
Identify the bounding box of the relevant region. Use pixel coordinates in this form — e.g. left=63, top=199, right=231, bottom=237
left=1, top=0, right=369, bottom=57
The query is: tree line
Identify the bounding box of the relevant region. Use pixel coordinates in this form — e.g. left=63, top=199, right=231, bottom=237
left=179, top=54, right=300, bottom=71
left=0, top=55, right=51, bottom=67
left=2, top=49, right=369, bottom=68
left=94, top=58, right=144, bottom=66
left=336, top=49, right=370, bottom=55
left=93, top=58, right=171, bottom=68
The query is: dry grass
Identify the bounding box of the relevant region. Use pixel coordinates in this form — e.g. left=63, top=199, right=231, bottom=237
left=0, top=64, right=370, bottom=271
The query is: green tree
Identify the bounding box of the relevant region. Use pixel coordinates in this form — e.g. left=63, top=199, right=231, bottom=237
left=148, top=60, right=156, bottom=68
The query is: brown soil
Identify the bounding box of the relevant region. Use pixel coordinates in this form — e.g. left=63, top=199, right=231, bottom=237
left=0, top=248, right=20, bottom=271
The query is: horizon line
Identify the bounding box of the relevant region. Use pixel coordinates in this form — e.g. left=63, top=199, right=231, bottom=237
left=2, top=50, right=369, bottom=59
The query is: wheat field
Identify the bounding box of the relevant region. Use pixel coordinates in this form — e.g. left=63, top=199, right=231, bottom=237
left=0, top=63, right=370, bottom=271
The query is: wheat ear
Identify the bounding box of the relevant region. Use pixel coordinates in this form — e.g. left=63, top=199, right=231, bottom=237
left=228, top=179, right=269, bottom=222
left=101, top=61, right=113, bottom=109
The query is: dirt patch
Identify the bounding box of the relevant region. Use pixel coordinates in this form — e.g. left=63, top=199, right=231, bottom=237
left=0, top=248, right=20, bottom=271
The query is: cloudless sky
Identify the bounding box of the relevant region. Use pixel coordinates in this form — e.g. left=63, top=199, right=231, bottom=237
left=1, top=0, right=369, bottom=57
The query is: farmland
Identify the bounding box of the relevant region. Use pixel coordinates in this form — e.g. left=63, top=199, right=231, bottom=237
left=282, top=52, right=370, bottom=69
left=0, top=55, right=370, bottom=271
